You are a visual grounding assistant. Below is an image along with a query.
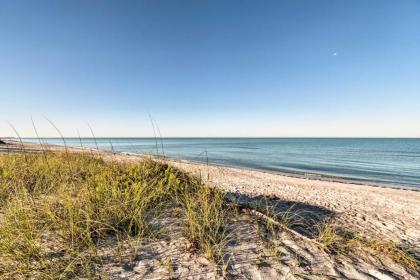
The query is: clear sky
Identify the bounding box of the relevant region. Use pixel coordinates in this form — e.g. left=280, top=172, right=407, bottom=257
left=1, top=0, right=419, bottom=137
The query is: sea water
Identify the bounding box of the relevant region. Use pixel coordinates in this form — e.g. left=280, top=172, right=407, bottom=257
left=23, top=138, right=420, bottom=189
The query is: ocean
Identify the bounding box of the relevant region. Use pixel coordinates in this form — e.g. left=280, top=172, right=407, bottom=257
left=23, top=137, right=420, bottom=189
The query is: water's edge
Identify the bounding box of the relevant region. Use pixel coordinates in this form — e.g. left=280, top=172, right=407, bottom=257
left=163, top=154, right=419, bottom=192
left=8, top=138, right=420, bottom=191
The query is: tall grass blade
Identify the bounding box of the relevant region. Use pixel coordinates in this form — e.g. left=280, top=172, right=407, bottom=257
left=87, top=122, right=99, bottom=153
left=148, top=113, right=160, bottom=157
left=44, top=117, right=68, bottom=155
left=77, top=129, right=84, bottom=149
left=154, top=119, right=165, bottom=158
left=7, top=121, right=27, bottom=162
left=31, top=116, right=49, bottom=166
left=109, top=139, right=116, bottom=155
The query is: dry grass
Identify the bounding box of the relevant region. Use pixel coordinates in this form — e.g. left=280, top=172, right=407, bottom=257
left=253, top=202, right=419, bottom=274
left=253, top=200, right=306, bottom=259
left=0, top=152, right=229, bottom=279
left=315, top=222, right=420, bottom=273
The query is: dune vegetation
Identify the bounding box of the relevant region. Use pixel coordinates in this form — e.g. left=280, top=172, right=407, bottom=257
left=0, top=149, right=418, bottom=279
left=0, top=152, right=228, bottom=279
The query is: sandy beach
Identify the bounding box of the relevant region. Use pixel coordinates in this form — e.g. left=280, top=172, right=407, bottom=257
left=1, top=140, right=419, bottom=279
left=168, top=159, right=420, bottom=248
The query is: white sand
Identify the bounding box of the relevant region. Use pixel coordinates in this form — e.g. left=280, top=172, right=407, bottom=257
left=167, top=158, right=420, bottom=250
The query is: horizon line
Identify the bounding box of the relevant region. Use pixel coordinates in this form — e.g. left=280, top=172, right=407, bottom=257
left=4, top=136, right=420, bottom=139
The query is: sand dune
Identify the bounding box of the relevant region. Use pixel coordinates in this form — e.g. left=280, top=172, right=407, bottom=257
left=1, top=140, right=419, bottom=279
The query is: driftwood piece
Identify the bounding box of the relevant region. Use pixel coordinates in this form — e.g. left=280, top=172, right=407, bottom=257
left=225, top=196, right=325, bottom=247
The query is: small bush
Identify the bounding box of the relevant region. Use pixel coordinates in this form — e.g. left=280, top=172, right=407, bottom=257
left=181, top=185, right=229, bottom=264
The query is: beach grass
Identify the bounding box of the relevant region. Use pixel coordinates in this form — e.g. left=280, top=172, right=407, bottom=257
left=0, top=152, right=229, bottom=279
left=0, top=149, right=418, bottom=278
left=253, top=202, right=419, bottom=274
left=181, top=184, right=229, bottom=264
left=315, top=222, right=419, bottom=272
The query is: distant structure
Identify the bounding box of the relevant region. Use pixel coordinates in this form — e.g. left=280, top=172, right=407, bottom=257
left=0, top=139, right=6, bottom=145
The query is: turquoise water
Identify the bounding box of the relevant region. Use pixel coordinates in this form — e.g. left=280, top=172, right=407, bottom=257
left=23, top=138, right=420, bottom=188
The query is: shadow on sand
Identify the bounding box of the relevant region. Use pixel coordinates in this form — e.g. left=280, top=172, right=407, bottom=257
left=225, top=191, right=336, bottom=238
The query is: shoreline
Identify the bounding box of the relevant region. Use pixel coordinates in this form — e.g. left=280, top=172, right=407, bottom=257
left=164, top=156, right=420, bottom=192
left=167, top=155, right=420, bottom=252
left=3, top=139, right=419, bottom=192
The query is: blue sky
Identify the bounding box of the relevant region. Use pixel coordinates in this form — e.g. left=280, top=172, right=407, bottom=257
left=1, top=0, right=419, bottom=137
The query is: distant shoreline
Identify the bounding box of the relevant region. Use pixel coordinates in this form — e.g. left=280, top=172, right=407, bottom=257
left=3, top=136, right=420, bottom=139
